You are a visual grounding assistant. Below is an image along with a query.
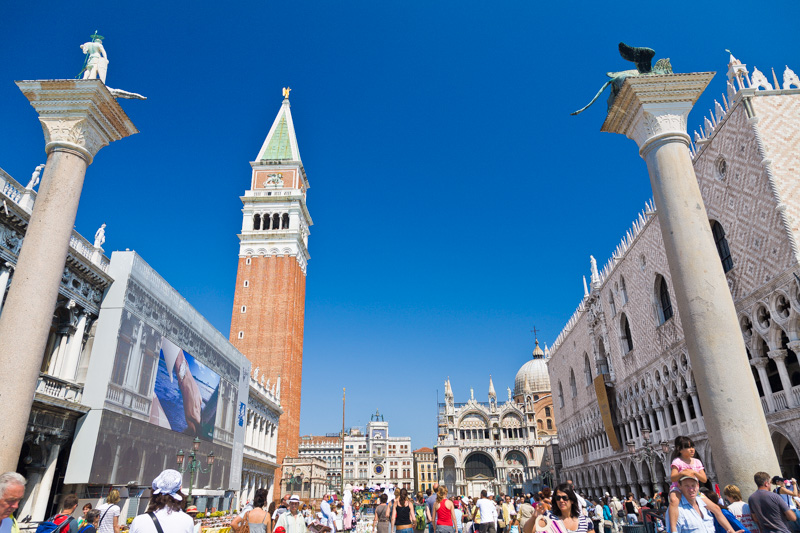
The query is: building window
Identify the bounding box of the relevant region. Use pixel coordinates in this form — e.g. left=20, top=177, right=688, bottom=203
left=241, top=306, right=246, bottom=313
left=238, top=331, right=244, bottom=339
left=558, top=383, right=564, bottom=408
left=245, top=257, right=252, bottom=265
left=253, top=214, right=261, bottom=230
left=273, top=213, right=280, bottom=229
left=620, top=276, right=628, bottom=304
left=547, top=419, right=553, bottom=430
left=711, top=220, right=734, bottom=272
left=656, top=275, right=674, bottom=324
left=282, top=213, right=290, bottom=229
left=620, top=313, right=633, bottom=353
left=569, top=370, right=577, bottom=398
left=608, top=291, right=616, bottom=316
left=243, top=280, right=249, bottom=287
left=584, top=354, right=592, bottom=386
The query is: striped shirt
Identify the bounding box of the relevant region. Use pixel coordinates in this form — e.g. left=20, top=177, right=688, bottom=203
left=546, top=512, right=595, bottom=533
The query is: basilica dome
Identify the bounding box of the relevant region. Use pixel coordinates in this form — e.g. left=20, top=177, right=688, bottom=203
left=513, top=340, right=551, bottom=397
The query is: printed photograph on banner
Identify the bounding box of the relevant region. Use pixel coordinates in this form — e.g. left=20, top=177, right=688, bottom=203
left=150, top=337, right=221, bottom=440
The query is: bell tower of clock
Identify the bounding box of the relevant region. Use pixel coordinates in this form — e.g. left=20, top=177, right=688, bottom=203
left=229, top=88, right=312, bottom=501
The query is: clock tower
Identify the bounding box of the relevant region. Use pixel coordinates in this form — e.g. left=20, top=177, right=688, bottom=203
left=229, top=89, right=312, bottom=500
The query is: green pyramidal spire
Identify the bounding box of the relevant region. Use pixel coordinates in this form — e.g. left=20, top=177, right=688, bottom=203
left=256, top=91, right=301, bottom=162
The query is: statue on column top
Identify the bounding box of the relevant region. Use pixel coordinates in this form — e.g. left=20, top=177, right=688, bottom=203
left=93, top=223, right=106, bottom=248
left=79, top=32, right=109, bottom=83
left=571, top=42, right=673, bottom=116
left=26, top=164, right=45, bottom=190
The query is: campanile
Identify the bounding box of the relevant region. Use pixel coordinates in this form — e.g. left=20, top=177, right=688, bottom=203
left=230, top=89, right=312, bottom=500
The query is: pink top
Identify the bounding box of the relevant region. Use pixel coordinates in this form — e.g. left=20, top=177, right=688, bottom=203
left=669, top=457, right=705, bottom=489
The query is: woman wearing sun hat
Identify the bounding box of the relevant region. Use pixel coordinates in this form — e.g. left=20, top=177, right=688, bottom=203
left=129, top=469, right=194, bottom=533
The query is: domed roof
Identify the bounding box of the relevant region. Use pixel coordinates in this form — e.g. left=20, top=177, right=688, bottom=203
left=514, top=340, right=551, bottom=397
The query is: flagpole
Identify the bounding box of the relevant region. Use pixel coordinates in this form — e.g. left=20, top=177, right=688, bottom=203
left=341, top=387, right=346, bottom=496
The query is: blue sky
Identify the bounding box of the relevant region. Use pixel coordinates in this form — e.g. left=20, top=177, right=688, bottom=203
left=2, top=1, right=799, bottom=448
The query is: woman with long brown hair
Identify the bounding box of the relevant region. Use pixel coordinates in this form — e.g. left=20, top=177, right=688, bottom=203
left=393, top=489, right=416, bottom=533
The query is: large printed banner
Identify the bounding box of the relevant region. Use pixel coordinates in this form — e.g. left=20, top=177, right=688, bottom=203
left=150, top=338, right=221, bottom=440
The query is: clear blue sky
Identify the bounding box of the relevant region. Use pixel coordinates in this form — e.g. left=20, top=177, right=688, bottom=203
left=3, top=1, right=799, bottom=449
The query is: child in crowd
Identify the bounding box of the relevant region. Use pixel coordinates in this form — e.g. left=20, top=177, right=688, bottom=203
left=667, top=436, right=720, bottom=533
left=508, top=516, right=519, bottom=533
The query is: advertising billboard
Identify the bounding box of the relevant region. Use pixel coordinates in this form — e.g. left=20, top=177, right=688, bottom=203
left=67, top=252, right=250, bottom=492
left=151, top=338, right=221, bottom=440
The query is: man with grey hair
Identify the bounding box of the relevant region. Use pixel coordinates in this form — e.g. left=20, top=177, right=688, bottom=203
left=0, top=472, right=26, bottom=533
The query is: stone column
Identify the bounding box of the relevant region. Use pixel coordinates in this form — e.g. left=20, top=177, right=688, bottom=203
left=689, top=390, right=705, bottom=431
left=679, top=393, right=692, bottom=425
left=61, top=310, right=87, bottom=381
left=647, top=410, right=657, bottom=434
left=768, top=349, right=797, bottom=407
left=655, top=408, right=666, bottom=440
left=0, top=80, right=137, bottom=472
left=31, top=441, right=61, bottom=521
left=601, top=71, right=780, bottom=491
left=0, top=263, right=13, bottom=313
left=752, top=358, right=774, bottom=412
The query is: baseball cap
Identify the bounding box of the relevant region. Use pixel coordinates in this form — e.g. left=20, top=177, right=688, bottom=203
left=678, top=473, right=698, bottom=482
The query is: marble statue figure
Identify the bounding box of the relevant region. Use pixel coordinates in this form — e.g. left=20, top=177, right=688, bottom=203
left=26, top=164, right=45, bottom=190
left=93, top=223, right=106, bottom=248
left=80, top=32, right=109, bottom=83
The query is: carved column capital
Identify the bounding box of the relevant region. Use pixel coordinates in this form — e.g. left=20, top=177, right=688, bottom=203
left=751, top=357, right=770, bottom=369
left=15, top=79, right=138, bottom=165
left=768, top=349, right=788, bottom=362
left=787, top=340, right=800, bottom=353
left=601, top=72, right=715, bottom=157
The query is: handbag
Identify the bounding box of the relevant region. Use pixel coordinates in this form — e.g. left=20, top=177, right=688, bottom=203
left=533, top=515, right=564, bottom=533
left=232, top=510, right=251, bottom=533
left=616, top=510, right=625, bottom=518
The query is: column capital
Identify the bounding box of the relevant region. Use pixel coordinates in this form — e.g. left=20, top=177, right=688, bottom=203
left=751, top=357, right=770, bottom=369
left=768, top=349, right=788, bottom=362
left=788, top=340, right=800, bottom=353
left=15, top=79, right=138, bottom=165
left=601, top=72, right=715, bottom=156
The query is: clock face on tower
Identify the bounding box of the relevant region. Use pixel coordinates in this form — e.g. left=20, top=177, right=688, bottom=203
left=374, top=464, right=384, bottom=475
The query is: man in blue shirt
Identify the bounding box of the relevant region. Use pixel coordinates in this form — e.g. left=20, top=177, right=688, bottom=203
left=666, top=475, right=741, bottom=533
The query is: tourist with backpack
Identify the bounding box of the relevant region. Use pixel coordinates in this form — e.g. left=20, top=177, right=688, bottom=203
left=128, top=469, right=193, bottom=533
left=39, top=494, right=80, bottom=533
left=415, top=492, right=431, bottom=533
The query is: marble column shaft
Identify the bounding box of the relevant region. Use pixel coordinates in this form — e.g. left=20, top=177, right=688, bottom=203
left=0, top=80, right=136, bottom=472
left=601, top=72, right=780, bottom=493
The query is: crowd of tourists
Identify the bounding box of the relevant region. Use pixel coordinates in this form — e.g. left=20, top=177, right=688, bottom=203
left=1, top=436, right=800, bottom=533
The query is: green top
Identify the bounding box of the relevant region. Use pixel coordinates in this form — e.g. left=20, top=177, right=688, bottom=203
left=260, top=115, right=292, bottom=160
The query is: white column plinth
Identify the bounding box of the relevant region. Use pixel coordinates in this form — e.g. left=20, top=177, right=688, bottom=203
left=601, top=72, right=780, bottom=494
left=0, top=79, right=137, bottom=472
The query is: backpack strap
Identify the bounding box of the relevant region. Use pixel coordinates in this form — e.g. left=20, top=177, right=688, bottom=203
left=148, top=512, right=165, bottom=533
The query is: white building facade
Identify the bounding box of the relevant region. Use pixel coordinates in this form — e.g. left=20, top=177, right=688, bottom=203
left=436, top=347, right=558, bottom=498
left=298, top=435, right=342, bottom=494
left=547, top=55, right=800, bottom=499
left=343, top=412, right=413, bottom=489
left=242, top=373, right=282, bottom=504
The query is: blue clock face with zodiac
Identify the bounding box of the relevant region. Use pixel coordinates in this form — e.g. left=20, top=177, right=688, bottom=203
left=374, top=464, right=384, bottom=475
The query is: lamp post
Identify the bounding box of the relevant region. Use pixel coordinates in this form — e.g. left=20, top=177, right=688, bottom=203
left=177, top=437, right=215, bottom=504
left=626, top=428, right=667, bottom=497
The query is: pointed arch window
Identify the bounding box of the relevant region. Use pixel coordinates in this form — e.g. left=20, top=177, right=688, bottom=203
left=608, top=292, right=616, bottom=316
left=711, top=220, right=734, bottom=272
left=584, top=354, right=593, bottom=386
left=253, top=214, right=261, bottom=230
left=620, top=313, right=634, bottom=354
left=569, top=370, right=577, bottom=397
left=558, top=382, right=564, bottom=408
left=620, top=276, right=629, bottom=305
left=657, top=276, right=674, bottom=323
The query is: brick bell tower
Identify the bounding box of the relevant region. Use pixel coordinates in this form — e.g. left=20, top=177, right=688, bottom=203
left=230, top=88, right=312, bottom=501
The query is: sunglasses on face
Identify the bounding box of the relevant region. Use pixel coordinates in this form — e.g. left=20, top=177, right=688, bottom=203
left=553, top=496, right=570, bottom=502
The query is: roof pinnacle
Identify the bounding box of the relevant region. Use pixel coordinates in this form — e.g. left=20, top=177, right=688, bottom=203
left=282, top=87, right=291, bottom=100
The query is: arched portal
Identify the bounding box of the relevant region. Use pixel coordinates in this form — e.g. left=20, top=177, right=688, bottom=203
left=464, top=451, right=496, bottom=498
left=773, top=431, right=800, bottom=479
left=443, top=456, right=457, bottom=494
